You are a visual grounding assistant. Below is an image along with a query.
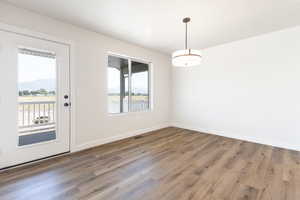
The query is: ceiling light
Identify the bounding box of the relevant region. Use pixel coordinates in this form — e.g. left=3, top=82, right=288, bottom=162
left=172, top=17, right=202, bottom=67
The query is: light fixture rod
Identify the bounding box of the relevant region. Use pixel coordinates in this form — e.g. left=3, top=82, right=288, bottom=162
left=185, top=22, right=188, bottom=49
left=183, top=17, right=190, bottom=50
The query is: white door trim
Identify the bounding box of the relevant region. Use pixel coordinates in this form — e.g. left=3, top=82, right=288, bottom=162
left=0, top=22, right=77, bottom=153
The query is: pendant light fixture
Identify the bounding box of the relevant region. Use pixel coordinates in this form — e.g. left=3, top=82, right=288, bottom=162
left=172, top=17, right=202, bottom=67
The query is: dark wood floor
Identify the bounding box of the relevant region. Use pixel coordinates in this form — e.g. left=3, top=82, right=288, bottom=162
left=1, top=127, right=300, bottom=200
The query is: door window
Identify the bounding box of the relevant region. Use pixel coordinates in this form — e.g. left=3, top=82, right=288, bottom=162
left=18, top=48, right=57, bottom=146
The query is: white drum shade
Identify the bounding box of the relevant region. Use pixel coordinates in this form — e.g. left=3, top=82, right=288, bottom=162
left=172, top=49, right=202, bottom=67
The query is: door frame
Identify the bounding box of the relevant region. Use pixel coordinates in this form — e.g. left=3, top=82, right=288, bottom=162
left=0, top=22, right=77, bottom=154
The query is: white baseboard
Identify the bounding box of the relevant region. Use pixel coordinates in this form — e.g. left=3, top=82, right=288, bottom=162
left=73, top=123, right=170, bottom=152
left=171, top=122, right=300, bottom=152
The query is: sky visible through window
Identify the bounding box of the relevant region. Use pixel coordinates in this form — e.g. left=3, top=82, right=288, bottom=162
left=19, top=53, right=147, bottom=94
left=18, top=53, right=56, bottom=92
left=108, top=68, right=148, bottom=94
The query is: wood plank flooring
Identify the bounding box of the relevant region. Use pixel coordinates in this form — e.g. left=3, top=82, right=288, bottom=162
left=1, top=127, right=300, bottom=200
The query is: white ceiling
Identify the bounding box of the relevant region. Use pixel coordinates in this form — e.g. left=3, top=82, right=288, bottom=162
left=3, top=0, right=300, bottom=54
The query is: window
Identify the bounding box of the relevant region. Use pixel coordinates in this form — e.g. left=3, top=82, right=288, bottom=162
left=108, top=55, right=150, bottom=113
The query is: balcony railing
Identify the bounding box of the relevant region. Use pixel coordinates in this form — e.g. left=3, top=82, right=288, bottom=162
left=108, top=99, right=149, bottom=113
left=19, top=101, right=56, bottom=134
left=131, top=100, right=149, bottom=112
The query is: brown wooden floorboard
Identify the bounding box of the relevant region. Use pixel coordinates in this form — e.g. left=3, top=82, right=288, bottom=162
left=1, top=127, right=300, bottom=200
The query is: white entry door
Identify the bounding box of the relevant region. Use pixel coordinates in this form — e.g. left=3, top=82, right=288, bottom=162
left=0, top=29, right=70, bottom=169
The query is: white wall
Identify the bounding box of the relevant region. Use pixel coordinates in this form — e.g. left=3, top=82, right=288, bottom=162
left=0, top=2, right=171, bottom=151
left=172, top=26, right=300, bottom=151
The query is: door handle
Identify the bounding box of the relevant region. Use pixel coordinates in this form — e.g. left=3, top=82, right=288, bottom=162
left=64, top=103, right=70, bottom=107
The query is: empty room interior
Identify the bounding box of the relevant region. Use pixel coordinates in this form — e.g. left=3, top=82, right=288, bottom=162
left=0, top=0, right=300, bottom=199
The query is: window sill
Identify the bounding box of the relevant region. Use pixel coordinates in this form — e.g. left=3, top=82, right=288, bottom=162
left=108, top=109, right=152, bottom=117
